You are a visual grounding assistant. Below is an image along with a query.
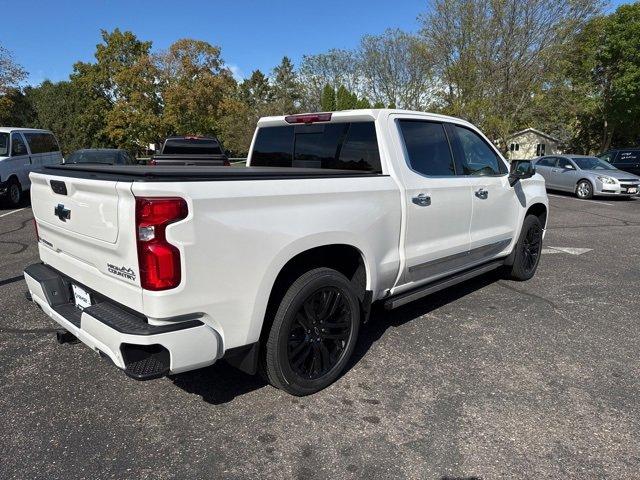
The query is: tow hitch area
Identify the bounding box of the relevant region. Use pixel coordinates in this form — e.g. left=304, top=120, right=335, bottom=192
left=56, top=329, right=79, bottom=344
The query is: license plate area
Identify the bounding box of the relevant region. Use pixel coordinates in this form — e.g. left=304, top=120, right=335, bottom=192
left=627, top=187, right=637, bottom=194
left=72, top=284, right=92, bottom=310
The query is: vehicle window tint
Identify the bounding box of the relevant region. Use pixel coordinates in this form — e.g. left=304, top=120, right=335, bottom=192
left=23, top=132, right=58, bottom=154
left=0, top=133, right=8, bottom=156
left=10, top=133, right=27, bottom=156
left=558, top=158, right=574, bottom=169
left=335, top=122, right=381, bottom=172
left=398, top=120, right=455, bottom=176
left=598, top=152, right=613, bottom=163
left=252, top=122, right=381, bottom=172
left=454, top=126, right=506, bottom=176
left=536, top=157, right=555, bottom=167
left=617, top=151, right=640, bottom=163
left=252, top=126, right=294, bottom=167
left=163, top=138, right=222, bottom=155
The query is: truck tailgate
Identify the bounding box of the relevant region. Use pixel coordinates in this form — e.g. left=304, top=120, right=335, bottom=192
left=30, top=172, right=143, bottom=311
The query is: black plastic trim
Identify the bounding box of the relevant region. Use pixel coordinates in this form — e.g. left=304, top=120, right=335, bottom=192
left=223, top=342, right=260, bottom=375
left=37, top=164, right=387, bottom=183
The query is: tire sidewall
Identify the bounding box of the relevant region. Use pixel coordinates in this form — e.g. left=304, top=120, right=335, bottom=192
left=7, top=180, right=21, bottom=207
left=269, top=269, right=360, bottom=395
left=576, top=180, right=593, bottom=199
left=511, top=215, right=543, bottom=280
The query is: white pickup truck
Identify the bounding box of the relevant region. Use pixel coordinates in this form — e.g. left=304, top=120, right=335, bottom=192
left=24, top=109, right=548, bottom=395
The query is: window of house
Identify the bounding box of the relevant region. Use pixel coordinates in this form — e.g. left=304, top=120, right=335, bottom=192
left=536, top=143, right=546, bottom=156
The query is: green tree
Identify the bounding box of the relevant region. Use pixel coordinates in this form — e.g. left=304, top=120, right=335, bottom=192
left=157, top=38, right=236, bottom=137
left=240, top=69, right=273, bottom=108
left=320, top=84, right=336, bottom=111
left=271, top=56, right=301, bottom=114
left=336, top=85, right=357, bottom=110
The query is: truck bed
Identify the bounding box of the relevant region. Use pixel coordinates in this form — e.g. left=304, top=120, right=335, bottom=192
left=40, top=164, right=384, bottom=182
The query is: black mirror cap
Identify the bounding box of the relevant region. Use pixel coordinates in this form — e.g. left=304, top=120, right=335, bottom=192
left=509, top=160, right=536, bottom=186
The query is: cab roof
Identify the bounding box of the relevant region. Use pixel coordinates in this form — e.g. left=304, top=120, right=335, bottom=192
left=0, top=127, right=52, bottom=134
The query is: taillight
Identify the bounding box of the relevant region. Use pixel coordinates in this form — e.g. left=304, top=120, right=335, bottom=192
left=284, top=113, right=332, bottom=124
left=135, top=197, right=188, bottom=291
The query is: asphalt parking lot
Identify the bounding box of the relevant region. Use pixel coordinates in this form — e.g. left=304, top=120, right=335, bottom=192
left=1, top=193, right=639, bottom=479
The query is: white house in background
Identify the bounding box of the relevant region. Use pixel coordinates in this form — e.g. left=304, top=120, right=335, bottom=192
left=506, top=128, right=561, bottom=160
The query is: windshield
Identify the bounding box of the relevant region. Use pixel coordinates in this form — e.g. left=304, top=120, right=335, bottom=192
left=66, top=150, right=119, bottom=164
left=571, top=157, right=616, bottom=171
left=0, top=133, right=8, bottom=156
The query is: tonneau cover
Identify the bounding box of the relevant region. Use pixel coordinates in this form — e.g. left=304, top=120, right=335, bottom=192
left=39, top=164, right=383, bottom=182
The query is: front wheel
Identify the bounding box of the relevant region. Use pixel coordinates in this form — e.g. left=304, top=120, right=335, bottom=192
left=263, top=268, right=360, bottom=396
left=576, top=180, right=594, bottom=199
left=505, top=215, right=543, bottom=281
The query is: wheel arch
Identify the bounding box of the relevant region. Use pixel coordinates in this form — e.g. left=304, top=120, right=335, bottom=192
left=525, top=202, right=548, bottom=229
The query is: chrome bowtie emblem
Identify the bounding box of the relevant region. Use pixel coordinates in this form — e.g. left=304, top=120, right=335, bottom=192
left=54, top=204, right=71, bottom=222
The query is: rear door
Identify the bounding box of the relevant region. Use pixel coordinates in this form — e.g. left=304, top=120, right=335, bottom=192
left=448, top=123, right=520, bottom=256
left=535, top=157, right=558, bottom=187
left=392, top=117, right=472, bottom=284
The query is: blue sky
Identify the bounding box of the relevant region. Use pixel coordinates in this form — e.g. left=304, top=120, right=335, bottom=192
left=0, top=0, right=630, bottom=86
left=0, top=0, right=427, bottom=85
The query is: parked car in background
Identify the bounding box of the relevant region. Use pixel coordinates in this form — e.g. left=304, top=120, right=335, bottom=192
left=150, top=136, right=230, bottom=166
left=64, top=149, right=136, bottom=165
left=0, top=127, right=62, bottom=207
left=534, top=154, right=640, bottom=199
left=24, top=109, right=547, bottom=395
left=598, top=148, right=640, bottom=176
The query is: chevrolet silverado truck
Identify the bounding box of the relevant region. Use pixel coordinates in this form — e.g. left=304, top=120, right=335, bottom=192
left=24, top=110, right=548, bottom=396
left=149, top=135, right=230, bottom=166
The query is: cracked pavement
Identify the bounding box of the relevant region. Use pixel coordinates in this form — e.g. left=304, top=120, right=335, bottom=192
left=0, top=192, right=639, bottom=479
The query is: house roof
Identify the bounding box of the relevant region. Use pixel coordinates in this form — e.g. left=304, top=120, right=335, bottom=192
left=507, top=128, right=560, bottom=143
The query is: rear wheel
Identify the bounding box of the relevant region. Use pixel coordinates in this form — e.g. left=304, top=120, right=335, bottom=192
left=575, top=180, right=593, bottom=199
left=505, top=215, right=543, bottom=281
left=5, top=178, right=22, bottom=208
left=263, top=268, right=360, bottom=396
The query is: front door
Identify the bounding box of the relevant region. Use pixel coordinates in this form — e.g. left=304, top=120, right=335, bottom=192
left=447, top=124, right=519, bottom=256
left=391, top=117, right=472, bottom=285
left=555, top=157, right=580, bottom=191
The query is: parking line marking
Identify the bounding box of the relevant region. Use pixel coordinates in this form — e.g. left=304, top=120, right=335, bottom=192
left=0, top=208, right=26, bottom=218
left=547, top=194, right=613, bottom=206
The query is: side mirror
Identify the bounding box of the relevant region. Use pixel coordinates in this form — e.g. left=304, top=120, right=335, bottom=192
left=509, top=160, right=536, bottom=186
left=562, top=164, right=574, bottom=170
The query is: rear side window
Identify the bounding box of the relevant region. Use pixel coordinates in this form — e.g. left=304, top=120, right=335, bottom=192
left=398, top=120, right=455, bottom=176
left=23, top=132, right=59, bottom=154
left=251, top=122, right=381, bottom=172
left=536, top=157, right=556, bottom=167
left=617, top=151, right=640, bottom=163
left=454, top=126, right=506, bottom=176
left=11, top=133, right=28, bottom=156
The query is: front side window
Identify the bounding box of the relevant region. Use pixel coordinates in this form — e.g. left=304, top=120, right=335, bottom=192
left=454, top=125, right=506, bottom=176
left=11, top=133, right=27, bottom=156
left=558, top=158, right=575, bottom=169
left=398, top=120, right=455, bottom=176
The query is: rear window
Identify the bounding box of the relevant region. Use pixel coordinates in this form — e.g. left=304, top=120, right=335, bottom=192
left=23, top=132, right=59, bottom=154
left=251, top=122, right=382, bottom=172
left=0, top=133, right=8, bottom=156
left=162, top=138, right=223, bottom=155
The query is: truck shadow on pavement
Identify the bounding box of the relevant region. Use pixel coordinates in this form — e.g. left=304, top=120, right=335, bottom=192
left=170, top=272, right=501, bottom=405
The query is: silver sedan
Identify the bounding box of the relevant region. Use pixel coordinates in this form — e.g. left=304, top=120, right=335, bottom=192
left=533, top=155, right=640, bottom=199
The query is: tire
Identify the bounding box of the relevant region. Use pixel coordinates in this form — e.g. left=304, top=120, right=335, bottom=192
left=575, top=180, right=593, bottom=199
left=263, top=267, right=360, bottom=396
left=505, top=215, right=543, bottom=281
left=5, top=178, right=22, bottom=208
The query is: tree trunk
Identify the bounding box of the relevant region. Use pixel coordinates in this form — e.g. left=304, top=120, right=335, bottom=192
left=600, top=119, right=614, bottom=153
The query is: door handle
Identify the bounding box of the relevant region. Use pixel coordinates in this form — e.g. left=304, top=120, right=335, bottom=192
left=475, top=188, right=488, bottom=199
left=412, top=193, right=431, bottom=207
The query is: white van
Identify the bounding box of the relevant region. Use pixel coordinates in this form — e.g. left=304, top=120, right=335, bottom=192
left=0, top=127, right=63, bottom=207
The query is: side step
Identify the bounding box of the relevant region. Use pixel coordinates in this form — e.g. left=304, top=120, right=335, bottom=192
left=384, top=259, right=504, bottom=310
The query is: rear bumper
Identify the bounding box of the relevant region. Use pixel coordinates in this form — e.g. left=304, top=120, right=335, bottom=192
left=24, top=263, right=221, bottom=379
